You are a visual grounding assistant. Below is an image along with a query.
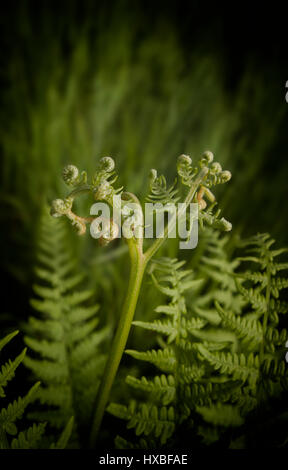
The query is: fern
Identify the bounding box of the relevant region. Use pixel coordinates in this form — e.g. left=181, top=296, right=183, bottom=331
left=237, top=234, right=288, bottom=386
left=49, top=154, right=288, bottom=448
left=107, top=230, right=288, bottom=448
left=10, top=422, right=47, bottom=449
left=108, top=401, right=176, bottom=445
left=23, top=208, right=110, bottom=446
left=0, top=330, right=43, bottom=449
left=198, top=233, right=288, bottom=416
left=196, top=345, right=260, bottom=387
left=146, top=170, right=180, bottom=206
left=107, top=245, right=243, bottom=447
left=216, top=302, right=263, bottom=349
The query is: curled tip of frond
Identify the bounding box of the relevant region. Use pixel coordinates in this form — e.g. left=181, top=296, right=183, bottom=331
left=149, top=169, right=158, bottom=183
left=177, top=154, right=193, bottom=181
left=210, top=162, right=222, bottom=174
left=220, top=170, right=232, bottom=183
left=62, top=164, right=79, bottom=186
left=201, top=151, right=214, bottom=165
left=94, top=181, right=113, bottom=201
left=99, top=156, right=115, bottom=172
left=178, top=154, right=192, bottom=165
left=219, top=217, right=232, bottom=232
left=50, top=198, right=72, bottom=217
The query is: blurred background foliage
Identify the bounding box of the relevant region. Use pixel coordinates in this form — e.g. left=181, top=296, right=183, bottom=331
left=0, top=0, right=287, bottom=332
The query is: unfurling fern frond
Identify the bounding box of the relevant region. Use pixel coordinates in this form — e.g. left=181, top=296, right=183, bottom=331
left=146, top=169, right=179, bottom=206
left=23, top=208, right=110, bottom=447
left=176, top=153, right=232, bottom=232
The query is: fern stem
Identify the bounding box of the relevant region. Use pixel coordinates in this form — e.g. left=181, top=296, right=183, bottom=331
left=89, top=168, right=208, bottom=446
left=89, top=240, right=146, bottom=447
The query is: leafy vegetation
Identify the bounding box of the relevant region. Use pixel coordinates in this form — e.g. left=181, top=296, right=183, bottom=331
left=0, top=330, right=73, bottom=449
left=108, top=232, right=288, bottom=448
left=23, top=208, right=110, bottom=447
left=0, top=0, right=287, bottom=451
left=1, top=152, right=288, bottom=449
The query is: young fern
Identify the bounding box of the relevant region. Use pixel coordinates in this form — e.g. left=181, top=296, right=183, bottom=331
left=146, top=170, right=180, bottom=205
left=23, top=208, right=110, bottom=447
left=50, top=151, right=232, bottom=446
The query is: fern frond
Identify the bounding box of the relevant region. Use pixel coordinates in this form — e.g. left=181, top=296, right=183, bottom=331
left=133, top=320, right=178, bottom=342
left=0, top=348, right=27, bottom=397
left=125, top=348, right=176, bottom=372
left=215, top=301, right=263, bottom=347
left=112, top=240, right=243, bottom=447
left=107, top=402, right=175, bottom=445
left=0, top=331, right=51, bottom=449
left=262, top=357, right=287, bottom=378
left=235, top=281, right=266, bottom=314
left=0, top=331, right=19, bottom=353
left=23, top=208, right=109, bottom=442
left=197, top=345, right=259, bottom=386
left=0, top=382, right=40, bottom=435
left=11, top=423, right=47, bottom=449
left=125, top=375, right=176, bottom=405
left=24, top=337, right=66, bottom=361
left=196, top=404, right=244, bottom=427
left=146, top=170, right=179, bottom=205
left=67, top=304, right=100, bottom=324
left=24, top=357, right=69, bottom=383
left=236, top=233, right=288, bottom=358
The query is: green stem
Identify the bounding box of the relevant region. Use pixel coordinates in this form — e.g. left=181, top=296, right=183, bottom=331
left=89, top=168, right=208, bottom=446
left=89, top=240, right=146, bottom=447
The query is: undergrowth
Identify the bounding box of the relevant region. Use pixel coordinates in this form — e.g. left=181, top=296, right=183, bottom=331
left=1, top=152, right=287, bottom=449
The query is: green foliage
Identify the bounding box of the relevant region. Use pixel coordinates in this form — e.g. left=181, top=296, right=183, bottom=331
left=0, top=330, right=43, bottom=449
left=11, top=422, right=47, bottom=450
left=146, top=170, right=179, bottom=205
left=107, top=230, right=288, bottom=448
left=23, top=208, right=110, bottom=446
left=1, top=2, right=287, bottom=291
left=108, top=245, right=236, bottom=446
left=1, top=0, right=287, bottom=451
